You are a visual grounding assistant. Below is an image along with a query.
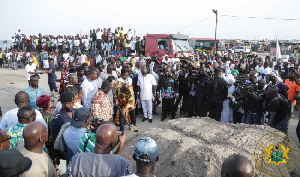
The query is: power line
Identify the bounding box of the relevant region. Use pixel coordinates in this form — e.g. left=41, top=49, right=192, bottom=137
left=221, top=14, right=299, bottom=21
left=167, top=16, right=214, bottom=34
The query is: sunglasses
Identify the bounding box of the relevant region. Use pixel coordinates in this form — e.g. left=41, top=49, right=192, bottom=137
left=0, top=135, right=11, bottom=144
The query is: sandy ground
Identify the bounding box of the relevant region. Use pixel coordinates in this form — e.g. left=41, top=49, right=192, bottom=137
left=0, top=68, right=299, bottom=176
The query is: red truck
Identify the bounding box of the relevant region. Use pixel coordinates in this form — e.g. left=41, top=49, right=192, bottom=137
left=145, top=34, right=192, bottom=63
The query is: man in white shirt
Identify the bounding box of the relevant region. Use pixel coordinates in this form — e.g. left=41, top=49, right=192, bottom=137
left=96, top=28, right=102, bottom=50
left=74, top=37, right=80, bottom=54
left=58, top=36, right=64, bottom=53
left=80, top=52, right=87, bottom=65
left=63, top=50, right=70, bottom=61
left=127, top=29, right=133, bottom=41
left=0, top=91, right=47, bottom=131
left=25, top=59, right=43, bottom=85
left=100, top=64, right=118, bottom=80
left=137, top=68, right=157, bottom=123
left=95, top=52, right=102, bottom=64
left=255, top=61, right=264, bottom=80
left=81, top=69, right=98, bottom=108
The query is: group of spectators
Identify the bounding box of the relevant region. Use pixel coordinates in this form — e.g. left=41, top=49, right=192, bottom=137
left=0, top=28, right=146, bottom=70
left=0, top=28, right=299, bottom=176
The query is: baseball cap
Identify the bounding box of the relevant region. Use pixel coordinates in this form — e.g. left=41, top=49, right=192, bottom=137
left=60, top=91, right=74, bottom=103
left=0, top=149, right=32, bottom=176
left=28, top=58, right=33, bottom=63
left=70, top=107, right=91, bottom=128
left=134, top=137, right=158, bottom=164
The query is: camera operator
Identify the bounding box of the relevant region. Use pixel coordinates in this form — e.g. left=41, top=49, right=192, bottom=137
left=245, top=79, right=267, bottom=125
left=195, top=67, right=208, bottom=117
left=231, top=73, right=247, bottom=124
left=174, top=63, right=189, bottom=115
left=185, top=70, right=198, bottom=117
left=205, top=68, right=228, bottom=121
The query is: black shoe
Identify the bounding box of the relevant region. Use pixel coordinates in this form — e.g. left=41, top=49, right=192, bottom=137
left=142, top=117, right=148, bottom=122
left=157, top=100, right=161, bottom=106
left=149, top=119, right=152, bottom=123
left=161, top=117, right=166, bottom=121
left=172, top=117, right=176, bottom=119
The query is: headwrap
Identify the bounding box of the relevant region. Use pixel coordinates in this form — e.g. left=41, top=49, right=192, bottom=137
left=36, top=95, right=51, bottom=109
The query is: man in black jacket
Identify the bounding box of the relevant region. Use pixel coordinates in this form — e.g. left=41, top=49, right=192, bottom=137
left=205, top=69, right=228, bottom=121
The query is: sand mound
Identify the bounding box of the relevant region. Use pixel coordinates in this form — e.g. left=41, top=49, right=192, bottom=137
left=123, top=117, right=300, bottom=177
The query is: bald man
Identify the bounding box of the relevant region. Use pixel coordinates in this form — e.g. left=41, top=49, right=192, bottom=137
left=221, top=154, right=254, bottom=177
left=65, top=124, right=131, bottom=176
left=138, top=67, right=157, bottom=123
left=6, top=106, right=36, bottom=149
left=67, top=73, right=78, bottom=87
left=0, top=91, right=47, bottom=130
left=267, top=85, right=289, bottom=133
left=17, top=121, right=57, bottom=177
left=0, top=129, right=10, bottom=150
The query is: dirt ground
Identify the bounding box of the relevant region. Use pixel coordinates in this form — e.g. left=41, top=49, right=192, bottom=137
left=0, top=68, right=299, bottom=176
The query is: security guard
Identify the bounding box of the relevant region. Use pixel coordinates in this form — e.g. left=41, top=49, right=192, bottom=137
left=157, top=67, right=179, bottom=121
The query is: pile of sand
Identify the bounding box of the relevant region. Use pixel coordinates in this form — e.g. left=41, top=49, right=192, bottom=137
left=123, top=117, right=300, bottom=177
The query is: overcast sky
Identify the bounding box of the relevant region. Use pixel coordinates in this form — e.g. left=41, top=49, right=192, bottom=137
left=1, top=0, right=299, bottom=40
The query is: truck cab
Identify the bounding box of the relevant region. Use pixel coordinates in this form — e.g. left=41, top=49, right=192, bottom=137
left=145, top=34, right=192, bottom=63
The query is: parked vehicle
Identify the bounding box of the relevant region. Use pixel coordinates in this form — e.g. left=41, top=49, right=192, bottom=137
left=145, top=34, right=192, bottom=63
left=234, top=46, right=251, bottom=53
left=189, top=38, right=218, bottom=53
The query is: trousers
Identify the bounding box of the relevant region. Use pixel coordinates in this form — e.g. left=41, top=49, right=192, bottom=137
left=48, top=77, right=58, bottom=92
left=271, top=115, right=289, bottom=133
left=246, top=113, right=264, bottom=125
left=120, top=110, right=136, bottom=131
left=141, top=99, right=153, bottom=119
left=196, top=97, right=207, bottom=117
left=162, top=98, right=175, bottom=119
left=207, top=102, right=223, bottom=121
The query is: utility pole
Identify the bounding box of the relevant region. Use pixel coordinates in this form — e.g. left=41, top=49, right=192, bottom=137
left=212, top=9, right=218, bottom=55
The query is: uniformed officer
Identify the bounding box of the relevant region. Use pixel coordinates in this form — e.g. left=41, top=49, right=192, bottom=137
left=157, top=67, right=179, bottom=121
left=44, top=58, right=58, bottom=97
left=51, top=91, right=75, bottom=142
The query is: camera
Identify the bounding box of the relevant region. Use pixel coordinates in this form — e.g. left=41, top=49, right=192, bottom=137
left=90, top=117, right=103, bottom=133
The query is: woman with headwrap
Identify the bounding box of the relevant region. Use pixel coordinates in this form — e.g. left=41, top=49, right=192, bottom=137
left=36, top=95, right=55, bottom=157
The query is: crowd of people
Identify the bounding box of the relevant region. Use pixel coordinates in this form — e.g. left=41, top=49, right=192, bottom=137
left=0, top=28, right=299, bottom=176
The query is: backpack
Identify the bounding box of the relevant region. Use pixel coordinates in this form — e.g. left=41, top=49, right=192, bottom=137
left=270, top=94, right=291, bottom=115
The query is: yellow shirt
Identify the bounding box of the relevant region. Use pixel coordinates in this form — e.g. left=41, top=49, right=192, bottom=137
left=0, top=53, right=2, bottom=58
left=32, top=57, right=39, bottom=67
left=34, top=39, right=39, bottom=45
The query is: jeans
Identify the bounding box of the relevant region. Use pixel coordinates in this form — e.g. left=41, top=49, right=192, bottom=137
left=120, top=110, right=136, bottom=131
left=246, top=113, right=264, bottom=125
left=12, top=62, right=17, bottom=70
left=271, top=115, right=289, bottom=133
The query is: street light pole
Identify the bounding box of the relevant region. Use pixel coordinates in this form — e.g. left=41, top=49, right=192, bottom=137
left=212, top=9, right=218, bottom=55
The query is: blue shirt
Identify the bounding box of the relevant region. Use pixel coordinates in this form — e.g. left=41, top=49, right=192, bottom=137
left=48, top=63, right=56, bottom=79
left=63, top=126, right=86, bottom=160
left=24, top=85, right=44, bottom=109
left=51, top=108, right=75, bottom=136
